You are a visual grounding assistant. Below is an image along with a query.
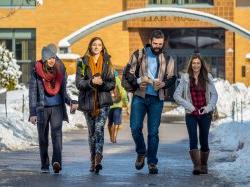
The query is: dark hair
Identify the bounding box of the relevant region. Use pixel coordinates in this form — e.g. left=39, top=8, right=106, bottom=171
left=150, top=30, right=165, bottom=41
left=187, top=54, right=209, bottom=90
left=85, top=37, right=108, bottom=56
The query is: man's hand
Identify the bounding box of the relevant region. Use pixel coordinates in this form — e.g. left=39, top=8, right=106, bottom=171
left=30, top=116, right=37, bottom=125
left=139, top=82, right=148, bottom=91
left=153, top=79, right=165, bottom=91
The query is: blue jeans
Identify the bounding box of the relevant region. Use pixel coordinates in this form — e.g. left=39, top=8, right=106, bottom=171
left=185, top=113, right=212, bottom=152
left=130, top=95, right=163, bottom=165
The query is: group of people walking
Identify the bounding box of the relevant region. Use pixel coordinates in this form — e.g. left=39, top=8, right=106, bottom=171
left=29, top=29, right=218, bottom=176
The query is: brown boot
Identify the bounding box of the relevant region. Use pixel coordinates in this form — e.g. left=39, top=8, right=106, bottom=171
left=200, top=151, right=209, bottom=174
left=89, top=154, right=95, bottom=172
left=189, top=149, right=201, bottom=175
left=95, top=153, right=103, bottom=174
left=135, top=154, right=145, bottom=170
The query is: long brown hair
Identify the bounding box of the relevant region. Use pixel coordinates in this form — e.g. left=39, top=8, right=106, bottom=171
left=84, top=37, right=108, bottom=56
left=84, top=37, right=113, bottom=75
left=187, top=54, right=209, bottom=89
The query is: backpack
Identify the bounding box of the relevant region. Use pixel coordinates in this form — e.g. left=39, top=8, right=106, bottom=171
left=121, top=49, right=143, bottom=93
left=111, top=84, right=122, bottom=103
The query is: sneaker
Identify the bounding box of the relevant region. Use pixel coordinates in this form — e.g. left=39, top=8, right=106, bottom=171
left=148, top=164, right=158, bottom=174
left=41, top=167, right=50, bottom=173
left=52, top=162, right=61, bottom=174
left=135, top=154, right=145, bottom=170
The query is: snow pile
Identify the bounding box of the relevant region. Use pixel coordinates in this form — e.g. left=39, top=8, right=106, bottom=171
left=0, top=88, right=37, bottom=151
left=210, top=110, right=250, bottom=183
left=214, top=79, right=250, bottom=117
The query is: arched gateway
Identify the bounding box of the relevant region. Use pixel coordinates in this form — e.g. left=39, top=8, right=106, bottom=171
left=58, top=7, right=250, bottom=52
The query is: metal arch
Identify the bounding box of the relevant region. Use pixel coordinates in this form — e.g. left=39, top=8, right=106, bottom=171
left=58, top=7, right=250, bottom=52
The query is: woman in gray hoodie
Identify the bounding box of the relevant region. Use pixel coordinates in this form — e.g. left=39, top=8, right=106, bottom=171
left=173, top=53, right=218, bottom=175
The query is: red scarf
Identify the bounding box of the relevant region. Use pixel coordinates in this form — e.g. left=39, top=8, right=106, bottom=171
left=35, top=60, right=63, bottom=96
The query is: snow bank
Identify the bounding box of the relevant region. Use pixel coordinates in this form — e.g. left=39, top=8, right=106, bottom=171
left=210, top=113, right=250, bottom=183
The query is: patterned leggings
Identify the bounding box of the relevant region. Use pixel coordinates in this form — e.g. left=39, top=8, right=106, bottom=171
left=84, top=107, right=109, bottom=155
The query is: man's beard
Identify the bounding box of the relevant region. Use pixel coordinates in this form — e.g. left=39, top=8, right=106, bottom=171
left=150, top=46, right=163, bottom=55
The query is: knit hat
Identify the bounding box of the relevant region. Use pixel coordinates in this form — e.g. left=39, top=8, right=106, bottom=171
left=47, top=43, right=57, bottom=55
left=42, top=46, right=56, bottom=62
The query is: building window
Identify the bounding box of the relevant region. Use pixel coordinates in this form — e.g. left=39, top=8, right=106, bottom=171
left=242, top=66, right=246, bottom=77
left=149, top=0, right=213, bottom=5
left=184, top=0, right=213, bottom=4
left=149, top=0, right=178, bottom=4
left=236, top=0, right=250, bottom=7
left=0, top=29, right=36, bottom=84
left=0, top=0, right=36, bottom=7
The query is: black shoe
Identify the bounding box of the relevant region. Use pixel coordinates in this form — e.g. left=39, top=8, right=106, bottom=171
left=148, top=164, right=158, bottom=174
left=135, top=154, right=145, bottom=170
left=53, top=162, right=61, bottom=174
left=95, top=164, right=103, bottom=174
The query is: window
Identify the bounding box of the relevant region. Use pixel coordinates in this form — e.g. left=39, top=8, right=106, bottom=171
left=236, top=0, right=250, bottom=7
left=149, top=0, right=213, bottom=5
left=168, top=29, right=224, bottom=49
left=0, top=0, right=36, bottom=7
left=0, top=29, right=36, bottom=84
left=149, top=0, right=178, bottom=4
left=184, top=0, right=213, bottom=4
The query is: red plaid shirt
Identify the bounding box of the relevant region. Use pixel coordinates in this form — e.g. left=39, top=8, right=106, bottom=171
left=190, top=85, right=206, bottom=115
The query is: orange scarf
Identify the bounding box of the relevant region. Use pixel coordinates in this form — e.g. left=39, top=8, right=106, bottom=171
left=88, top=54, right=104, bottom=117
left=89, top=54, right=103, bottom=76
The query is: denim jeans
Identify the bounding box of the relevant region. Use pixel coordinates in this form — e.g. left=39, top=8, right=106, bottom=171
left=185, top=113, right=212, bottom=152
left=130, top=95, right=163, bottom=165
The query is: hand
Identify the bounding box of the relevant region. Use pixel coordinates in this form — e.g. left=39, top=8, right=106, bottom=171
left=30, top=116, right=37, bottom=125
left=199, top=106, right=208, bottom=115
left=139, top=82, right=148, bottom=91
left=70, top=103, right=78, bottom=114
left=153, top=79, right=165, bottom=91
left=92, top=76, right=103, bottom=85
left=125, top=106, right=130, bottom=116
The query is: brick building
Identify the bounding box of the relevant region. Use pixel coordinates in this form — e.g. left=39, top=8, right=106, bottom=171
left=0, top=0, right=250, bottom=85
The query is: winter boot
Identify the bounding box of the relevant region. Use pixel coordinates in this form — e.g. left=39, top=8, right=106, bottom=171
left=135, top=154, right=145, bottom=170
left=200, top=151, right=209, bottom=174
left=189, top=149, right=201, bottom=175
left=95, top=153, right=103, bottom=174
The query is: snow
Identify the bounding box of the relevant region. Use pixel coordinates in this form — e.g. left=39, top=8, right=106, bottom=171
left=0, top=78, right=87, bottom=151
left=0, top=88, right=6, bottom=94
